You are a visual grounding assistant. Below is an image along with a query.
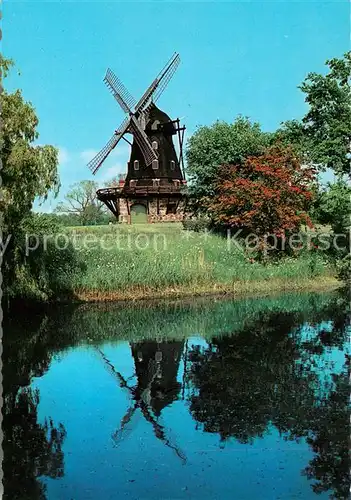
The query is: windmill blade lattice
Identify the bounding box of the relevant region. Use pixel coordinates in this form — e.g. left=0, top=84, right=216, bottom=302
left=87, top=52, right=181, bottom=175
left=112, top=402, right=139, bottom=445
left=152, top=53, right=180, bottom=105
left=135, top=53, right=180, bottom=113
left=94, top=346, right=187, bottom=463
left=104, top=68, right=136, bottom=113
left=87, top=117, right=130, bottom=174
left=134, top=79, right=159, bottom=115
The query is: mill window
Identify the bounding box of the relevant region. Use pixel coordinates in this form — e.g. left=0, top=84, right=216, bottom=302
left=152, top=141, right=158, bottom=150
left=170, top=160, right=175, bottom=170
left=133, top=160, right=139, bottom=170
left=152, top=159, right=159, bottom=170
left=151, top=120, right=160, bottom=131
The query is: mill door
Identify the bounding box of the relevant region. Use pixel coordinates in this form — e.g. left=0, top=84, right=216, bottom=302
left=130, top=203, right=148, bottom=224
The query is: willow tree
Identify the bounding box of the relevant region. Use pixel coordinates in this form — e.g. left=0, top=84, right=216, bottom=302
left=0, top=56, right=65, bottom=301
left=1, top=56, right=60, bottom=227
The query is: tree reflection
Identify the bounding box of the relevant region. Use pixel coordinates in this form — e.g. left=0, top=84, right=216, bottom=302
left=2, top=315, right=67, bottom=499
left=3, top=291, right=349, bottom=498
left=302, top=366, right=350, bottom=499
left=186, top=308, right=350, bottom=499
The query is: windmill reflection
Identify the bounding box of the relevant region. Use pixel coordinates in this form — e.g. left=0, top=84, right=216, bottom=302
left=95, top=341, right=186, bottom=463
left=131, top=341, right=183, bottom=416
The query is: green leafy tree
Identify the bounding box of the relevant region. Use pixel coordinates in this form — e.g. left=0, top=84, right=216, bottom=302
left=300, top=52, right=350, bottom=176
left=312, top=180, right=351, bottom=281
left=273, top=119, right=312, bottom=161
left=277, top=52, right=351, bottom=177
left=0, top=58, right=60, bottom=228
left=185, top=116, right=271, bottom=208
left=313, top=180, right=350, bottom=234
left=55, top=180, right=107, bottom=226
left=1, top=57, right=84, bottom=303
left=1, top=57, right=62, bottom=300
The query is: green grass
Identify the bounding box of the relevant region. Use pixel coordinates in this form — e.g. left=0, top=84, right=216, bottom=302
left=62, top=223, right=338, bottom=300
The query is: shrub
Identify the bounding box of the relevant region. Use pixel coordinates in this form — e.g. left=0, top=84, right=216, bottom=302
left=4, top=212, right=85, bottom=303
left=182, top=215, right=211, bottom=232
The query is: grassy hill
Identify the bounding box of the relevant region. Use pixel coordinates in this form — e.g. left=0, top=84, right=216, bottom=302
left=61, top=223, right=339, bottom=301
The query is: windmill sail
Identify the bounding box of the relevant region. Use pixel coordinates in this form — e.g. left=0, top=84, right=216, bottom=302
left=152, top=53, right=180, bottom=105
left=104, top=68, right=136, bottom=113
left=87, top=52, right=182, bottom=179
left=94, top=346, right=187, bottom=464
left=129, top=115, right=158, bottom=166
left=87, top=117, right=130, bottom=174
left=135, top=53, right=180, bottom=113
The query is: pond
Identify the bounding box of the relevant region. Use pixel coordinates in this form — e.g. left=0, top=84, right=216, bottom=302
left=3, top=290, right=350, bottom=500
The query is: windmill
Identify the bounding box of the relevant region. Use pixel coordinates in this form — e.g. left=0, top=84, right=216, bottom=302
left=95, top=343, right=187, bottom=463
left=87, top=53, right=187, bottom=223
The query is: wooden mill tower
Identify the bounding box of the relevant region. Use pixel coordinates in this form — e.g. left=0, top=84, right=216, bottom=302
left=87, top=53, right=187, bottom=223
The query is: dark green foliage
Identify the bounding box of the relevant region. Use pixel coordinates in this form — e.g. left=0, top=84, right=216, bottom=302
left=3, top=315, right=68, bottom=499
left=186, top=294, right=350, bottom=499
left=182, top=215, right=211, bottom=232
left=6, top=213, right=85, bottom=302
left=185, top=116, right=271, bottom=207
left=52, top=212, right=83, bottom=226
left=22, top=212, right=63, bottom=234
left=1, top=57, right=84, bottom=305
left=277, top=52, right=351, bottom=176
left=34, top=212, right=115, bottom=227
left=299, top=52, right=351, bottom=176
left=312, top=181, right=350, bottom=280
left=272, top=119, right=312, bottom=160
left=313, top=181, right=350, bottom=235
left=3, top=387, right=66, bottom=500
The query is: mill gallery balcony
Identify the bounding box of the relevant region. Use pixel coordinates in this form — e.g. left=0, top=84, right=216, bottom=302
left=97, top=179, right=187, bottom=200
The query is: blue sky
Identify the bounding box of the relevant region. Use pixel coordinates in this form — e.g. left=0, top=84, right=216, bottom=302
left=5, top=0, right=349, bottom=212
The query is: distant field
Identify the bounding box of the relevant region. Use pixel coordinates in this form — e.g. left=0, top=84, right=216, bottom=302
left=63, top=223, right=337, bottom=301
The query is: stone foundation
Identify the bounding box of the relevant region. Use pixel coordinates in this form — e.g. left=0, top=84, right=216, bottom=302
left=147, top=213, right=185, bottom=223
left=117, top=197, right=187, bottom=223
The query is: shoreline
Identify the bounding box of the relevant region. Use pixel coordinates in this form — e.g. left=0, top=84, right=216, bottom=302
left=73, top=276, right=342, bottom=305
left=5, top=276, right=344, bottom=316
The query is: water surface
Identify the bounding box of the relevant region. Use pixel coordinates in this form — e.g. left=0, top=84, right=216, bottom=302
left=3, top=290, right=350, bottom=499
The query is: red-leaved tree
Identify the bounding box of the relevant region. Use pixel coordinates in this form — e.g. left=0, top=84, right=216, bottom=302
left=208, top=145, right=317, bottom=241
